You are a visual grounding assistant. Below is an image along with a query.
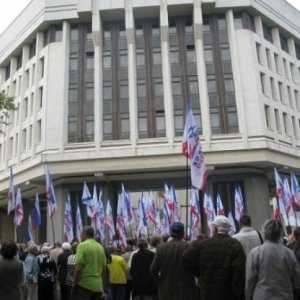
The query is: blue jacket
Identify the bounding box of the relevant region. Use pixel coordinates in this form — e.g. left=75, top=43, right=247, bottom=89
left=24, top=254, right=39, bottom=283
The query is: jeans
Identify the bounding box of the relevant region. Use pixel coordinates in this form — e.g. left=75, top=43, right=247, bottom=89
left=72, top=285, right=103, bottom=300
left=111, top=284, right=126, bottom=300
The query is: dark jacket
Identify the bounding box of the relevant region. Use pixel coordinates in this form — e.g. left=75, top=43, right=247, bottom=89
left=183, top=234, right=246, bottom=300
left=151, top=239, right=199, bottom=300
left=130, top=248, right=156, bottom=296
left=57, top=250, right=71, bottom=284
left=0, top=257, right=24, bottom=300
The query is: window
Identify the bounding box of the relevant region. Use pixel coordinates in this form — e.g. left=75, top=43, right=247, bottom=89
left=29, top=125, right=33, bottom=149
left=266, top=48, right=272, bottom=70
left=32, top=64, right=36, bottom=86
left=290, top=63, right=296, bottom=82
left=280, top=33, right=289, bottom=53
left=278, top=82, right=283, bottom=103
left=274, top=53, right=280, bottom=74
left=292, top=116, right=298, bottom=139
left=260, top=72, right=266, bottom=95
left=296, top=43, right=300, bottom=61
left=40, top=57, right=45, bottom=78
left=25, top=69, right=30, bottom=90
left=22, top=129, right=27, bottom=152
left=283, top=112, right=289, bottom=135
left=23, top=97, right=28, bottom=120
left=36, top=120, right=42, bottom=144
left=256, top=43, right=262, bottom=65
left=287, top=86, right=293, bottom=108
left=270, top=77, right=276, bottom=100
left=30, top=93, right=34, bottom=115
left=29, top=39, right=36, bottom=59
left=275, top=109, right=281, bottom=133
left=283, top=58, right=289, bottom=79
left=295, top=90, right=300, bottom=111
left=234, top=12, right=255, bottom=32
left=264, top=105, right=271, bottom=129
left=8, top=137, right=13, bottom=159
left=43, top=24, right=63, bottom=46
left=4, top=63, right=10, bottom=80
left=38, top=87, right=43, bottom=109
left=263, top=22, right=273, bottom=43
left=16, top=53, right=22, bottom=70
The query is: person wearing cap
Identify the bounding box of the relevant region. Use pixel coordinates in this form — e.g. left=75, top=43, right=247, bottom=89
left=246, top=219, right=300, bottom=300
left=183, top=216, right=246, bottom=300
left=151, top=222, right=198, bottom=300
left=130, top=239, right=156, bottom=300
left=57, top=242, right=72, bottom=300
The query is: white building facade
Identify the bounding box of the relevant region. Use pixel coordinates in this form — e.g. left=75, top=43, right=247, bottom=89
left=0, top=0, right=299, bottom=243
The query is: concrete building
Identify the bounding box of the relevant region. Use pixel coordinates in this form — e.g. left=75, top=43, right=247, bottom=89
left=0, top=0, right=299, bottom=243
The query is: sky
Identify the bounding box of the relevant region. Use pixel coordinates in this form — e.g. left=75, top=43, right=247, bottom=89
left=0, top=0, right=299, bottom=34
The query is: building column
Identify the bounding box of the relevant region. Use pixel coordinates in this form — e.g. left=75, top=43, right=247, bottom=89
left=193, top=0, right=211, bottom=144
left=47, top=186, right=65, bottom=243
left=226, top=10, right=248, bottom=145
left=125, top=0, right=138, bottom=148
left=61, top=21, right=70, bottom=151
left=288, top=37, right=296, bottom=58
left=92, top=7, right=103, bottom=148
left=254, top=16, right=263, bottom=37
left=160, top=0, right=174, bottom=146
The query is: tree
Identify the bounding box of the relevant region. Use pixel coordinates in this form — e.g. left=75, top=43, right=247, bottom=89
left=0, top=92, right=16, bottom=134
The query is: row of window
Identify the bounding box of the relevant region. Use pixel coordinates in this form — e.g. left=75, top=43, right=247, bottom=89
left=4, top=119, right=42, bottom=161
left=264, top=105, right=300, bottom=139
left=256, top=42, right=300, bottom=84
left=260, top=71, right=300, bottom=110
left=235, top=12, right=300, bottom=60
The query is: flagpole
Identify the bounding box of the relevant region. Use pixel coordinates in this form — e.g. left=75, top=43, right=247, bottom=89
left=51, top=217, right=56, bottom=243
left=186, top=155, right=189, bottom=236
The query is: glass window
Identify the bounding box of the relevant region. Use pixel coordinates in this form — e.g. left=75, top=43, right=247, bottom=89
left=153, top=52, right=161, bottom=65
left=264, top=105, right=271, bottom=129
left=263, top=23, right=273, bottom=43
left=280, top=33, right=289, bottom=53
left=256, top=43, right=262, bottom=65
left=260, top=72, right=266, bottom=95
left=296, top=43, right=300, bottom=61
left=136, top=53, right=145, bottom=66
left=275, top=109, right=281, bottom=132
left=103, top=55, right=112, bottom=68
left=86, top=54, right=94, bottom=70
left=120, top=54, right=128, bottom=67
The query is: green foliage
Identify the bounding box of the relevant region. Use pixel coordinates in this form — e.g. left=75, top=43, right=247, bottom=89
left=0, top=92, right=15, bottom=113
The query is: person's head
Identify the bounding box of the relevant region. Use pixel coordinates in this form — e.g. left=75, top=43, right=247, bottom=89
left=150, top=236, right=162, bottom=249
left=162, top=234, right=169, bottom=243
left=170, top=222, right=185, bottom=240
left=137, top=239, right=148, bottom=250
left=81, top=226, right=94, bottom=241
left=41, top=245, right=50, bottom=255
left=263, top=219, right=284, bottom=242
left=54, top=242, right=61, bottom=248
left=294, top=227, right=300, bottom=242
left=1, top=241, right=18, bottom=259
left=28, top=244, right=38, bottom=256
left=239, top=215, right=252, bottom=228
left=62, top=242, right=71, bottom=252
left=212, top=216, right=232, bottom=235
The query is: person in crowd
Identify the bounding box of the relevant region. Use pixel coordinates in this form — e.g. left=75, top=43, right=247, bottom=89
left=233, top=215, right=263, bottom=255
left=103, top=247, right=112, bottom=300
left=108, top=247, right=129, bottom=300
left=57, top=242, right=72, bottom=300
left=24, top=244, right=39, bottom=300
left=151, top=222, right=198, bottom=300
left=183, top=216, right=246, bottom=300
left=73, top=226, right=106, bottom=300
left=130, top=239, right=156, bottom=300
left=122, top=240, right=136, bottom=300
left=246, top=219, right=300, bottom=300
left=292, top=227, right=300, bottom=265
left=65, top=243, right=78, bottom=300
left=37, top=245, right=57, bottom=300
left=18, top=243, right=28, bottom=261
left=149, top=236, right=162, bottom=253
left=0, top=241, right=24, bottom=300
left=49, top=242, right=62, bottom=264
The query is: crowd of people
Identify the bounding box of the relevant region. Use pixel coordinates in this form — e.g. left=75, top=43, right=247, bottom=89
left=1, top=215, right=300, bottom=300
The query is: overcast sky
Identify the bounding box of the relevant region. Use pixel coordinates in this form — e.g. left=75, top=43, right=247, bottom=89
left=0, top=0, right=299, bottom=34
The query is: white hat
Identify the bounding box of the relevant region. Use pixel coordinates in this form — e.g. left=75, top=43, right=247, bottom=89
left=212, top=216, right=231, bottom=234
left=62, top=242, right=71, bottom=251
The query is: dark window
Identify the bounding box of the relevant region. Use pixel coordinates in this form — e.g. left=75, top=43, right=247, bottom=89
left=296, top=43, right=300, bottom=61
left=169, top=17, right=202, bottom=136
left=43, top=24, right=63, bottom=46
left=280, top=32, right=289, bottom=53
left=263, top=22, right=273, bottom=43
left=29, top=39, right=36, bottom=59
left=102, top=22, right=129, bottom=141
left=234, top=12, right=256, bottom=32
left=136, top=20, right=165, bottom=139
left=4, top=63, right=10, bottom=81
left=203, top=15, right=239, bottom=134
left=16, top=53, right=22, bottom=70
left=68, top=24, right=95, bottom=143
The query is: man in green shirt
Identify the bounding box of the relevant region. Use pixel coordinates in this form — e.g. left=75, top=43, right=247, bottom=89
left=73, top=226, right=106, bottom=300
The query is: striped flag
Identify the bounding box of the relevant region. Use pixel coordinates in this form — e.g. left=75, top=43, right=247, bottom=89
left=172, top=185, right=181, bottom=222
left=190, top=189, right=201, bottom=240
left=291, top=172, right=300, bottom=207
left=203, top=192, right=215, bottom=237
left=137, top=194, right=148, bottom=237
left=45, top=165, right=57, bottom=218
left=162, top=199, right=170, bottom=236
left=164, top=183, right=174, bottom=224
left=32, top=192, right=41, bottom=230
left=82, top=182, right=95, bottom=218
left=274, top=168, right=284, bottom=200
left=146, top=192, right=157, bottom=226
left=234, top=185, right=244, bottom=222
left=228, top=212, right=236, bottom=235
left=216, top=193, right=225, bottom=216
left=14, top=187, right=24, bottom=226
left=116, top=194, right=127, bottom=249
left=7, top=167, right=15, bottom=215
left=64, top=194, right=74, bottom=243
left=191, top=143, right=208, bottom=191
left=121, top=183, right=134, bottom=225
left=105, top=201, right=115, bottom=241
left=154, top=208, right=162, bottom=235
left=92, top=188, right=105, bottom=242
left=76, top=205, right=83, bottom=242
